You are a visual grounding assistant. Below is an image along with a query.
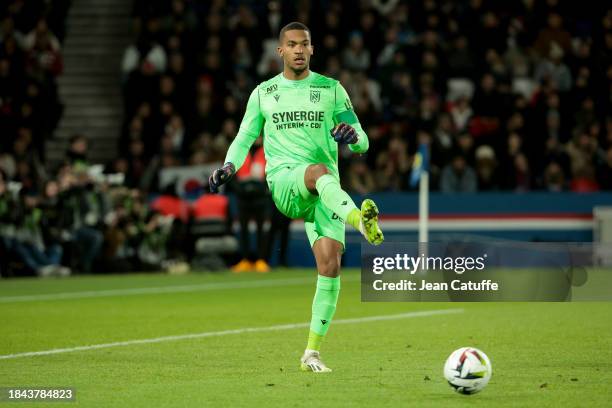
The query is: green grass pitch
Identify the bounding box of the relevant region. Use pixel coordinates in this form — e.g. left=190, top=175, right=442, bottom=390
left=1, top=269, right=611, bottom=407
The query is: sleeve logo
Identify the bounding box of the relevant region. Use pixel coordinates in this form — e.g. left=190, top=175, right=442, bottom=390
left=265, top=84, right=278, bottom=94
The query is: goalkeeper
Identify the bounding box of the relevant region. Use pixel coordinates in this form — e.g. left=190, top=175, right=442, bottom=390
left=209, top=22, right=383, bottom=373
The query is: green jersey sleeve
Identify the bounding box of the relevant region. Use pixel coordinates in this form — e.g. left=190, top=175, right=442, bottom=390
left=333, top=83, right=369, bottom=154
left=224, top=87, right=264, bottom=169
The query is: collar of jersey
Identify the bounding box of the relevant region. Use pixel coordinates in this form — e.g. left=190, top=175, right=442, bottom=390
left=279, top=71, right=314, bottom=87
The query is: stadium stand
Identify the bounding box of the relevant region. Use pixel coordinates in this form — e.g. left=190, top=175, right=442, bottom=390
left=1, top=0, right=612, bottom=274
left=121, top=0, right=612, bottom=192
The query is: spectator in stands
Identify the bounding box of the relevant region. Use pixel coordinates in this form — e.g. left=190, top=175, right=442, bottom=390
left=472, top=73, right=503, bottom=120
left=542, top=161, right=566, bottom=192
left=533, top=13, right=573, bottom=57
left=440, top=153, right=477, bottom=193
left=386, top=70, right=418, bottom=120
left=474, top=145, right=500, bottom=191
left=508, top=153, right=532, bottom=192
left=566, top=129, right=599, bottom=179
left=570, top=164, right=600, bottom=192
left=597, top=147, right=612, bottom=190
left=11, top=130, right=45, bottom=192
left=158, top=74, right=180, bottom=114
left=23, top=18, right=63, bottom=79
left=432, top=114, right=456, bottom=166
left=121, top=30, right=167, bottom=78
left=455, top=132, right=476, bottom=165
left=162, top=0, right=197, bottom=34
left=124, top=137, right=148, bottom=189
left=447, top=35, right=477, bottom=78
left=66, top=134, right=89, bottom=170
left=342, top=31, right=370, bottom=73
left=347, top=157, right=376, bottom=195
left=544, top=110, right=566, bottom=143
left=57, top=167, right=104, bottom=273
left=40, top=177, right=71, bottom=257
left=0, top=55, right=21, bottom=138
left=122, top=28, right=167, bottom=116
left=0, top=16, right=24, bottom=45
left=375, top=132, right=411, bottom=191
left=350, top=71, right=383, bottom=117
left=0, top=170, right=16, bottom=250
left=97, top=186, right=132, bottom=273
left=534, top=42, right=572, bottom=93
left=165, top=113, right=189, bottom=160
left=542, top=134, right=571, bottom=177
left=449, top=96, right=473, bottom=133
left=136, top=208, right=175, bottom=271
left=13, top=189, right=70, bottom=277
left=574, top=97, right=597, bottom=131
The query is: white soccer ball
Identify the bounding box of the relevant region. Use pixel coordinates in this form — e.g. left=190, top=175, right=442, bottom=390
left=443, top=347, right=492, bottom=394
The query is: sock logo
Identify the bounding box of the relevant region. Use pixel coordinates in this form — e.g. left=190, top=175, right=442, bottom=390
left=321, top=319, right=328, bottom=325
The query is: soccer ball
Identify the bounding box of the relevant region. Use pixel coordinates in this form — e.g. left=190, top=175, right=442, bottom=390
left=443, top=347, right=492, bottom=394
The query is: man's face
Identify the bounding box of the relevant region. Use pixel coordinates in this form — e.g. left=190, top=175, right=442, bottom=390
left=278, top=29, right=313, bottom=75
left=452, top=156, right=466, bottom=173
left=72, top=139, right=87, bottom=154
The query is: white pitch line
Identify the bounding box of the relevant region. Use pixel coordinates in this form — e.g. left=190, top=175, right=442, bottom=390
left=0, top=309, right=463, bottom=360
left=0, top=275, right=359, bottom=303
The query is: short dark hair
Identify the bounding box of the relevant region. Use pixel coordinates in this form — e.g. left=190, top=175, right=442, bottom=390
left=69, top=134, right=86, bottom=145
left=279, top=22, right=310, bottom=42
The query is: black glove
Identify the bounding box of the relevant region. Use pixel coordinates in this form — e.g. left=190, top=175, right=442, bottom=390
left=330, top=123, right=358, bottom=145
left=208, top=162, right=236, bottom=193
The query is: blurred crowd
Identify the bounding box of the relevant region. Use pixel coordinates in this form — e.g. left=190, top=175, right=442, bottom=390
left=0, top=136, right=191, bottom=277
left=1, top=0, right=67, bottom=166
left=122, top=0, right=612, bottom=193
left=0, top=1, right=190, bottom=276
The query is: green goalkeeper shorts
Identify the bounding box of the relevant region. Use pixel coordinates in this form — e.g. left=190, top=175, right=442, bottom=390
left=267, top=164, right=346, bottom=249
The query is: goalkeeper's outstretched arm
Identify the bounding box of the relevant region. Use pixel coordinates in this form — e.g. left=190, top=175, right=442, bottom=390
left=333, top=82, right=369, bottom=154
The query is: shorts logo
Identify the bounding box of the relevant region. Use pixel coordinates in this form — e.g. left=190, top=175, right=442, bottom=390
left=331, top=213, right=344, bottom=222
left=310, top=90, right=321, bottom=103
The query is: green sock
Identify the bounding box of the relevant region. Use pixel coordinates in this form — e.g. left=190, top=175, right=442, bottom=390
left=346, top=209, right=361, bottom=231
left=306, top=331, right=324, bottom=351
left=315, top=174, right=358, bottom=224
left=307, top=275, right=341, bottom=351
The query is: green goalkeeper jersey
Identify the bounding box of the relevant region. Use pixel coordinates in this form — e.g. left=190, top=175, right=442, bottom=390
left=225, top=71, right=369, bottom=179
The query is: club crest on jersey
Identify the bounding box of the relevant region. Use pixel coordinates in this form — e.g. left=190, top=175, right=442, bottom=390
left=310, top=90, right=321, bottom=103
